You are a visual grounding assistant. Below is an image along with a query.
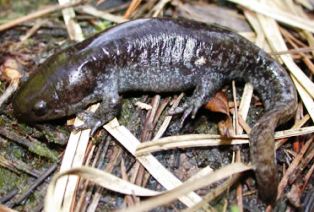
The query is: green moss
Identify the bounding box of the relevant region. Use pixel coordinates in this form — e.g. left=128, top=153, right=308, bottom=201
left=230, top=204, right=241, bottom=212
left=11, top=145, right=24, bottom=160
left=119, top=98, right=136, bottom=126
left=28, top=143, right=58, bottom=161
left=0, top=0, right=54, bottom=23
left=95, top=20, right=113, bottom=32
left=0, top=168, right=24, bottom=195
left=0, top=116, right=5, bottom=127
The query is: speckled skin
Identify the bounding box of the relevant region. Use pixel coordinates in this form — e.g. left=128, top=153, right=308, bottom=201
left=12, top=18, right=297, bottom=204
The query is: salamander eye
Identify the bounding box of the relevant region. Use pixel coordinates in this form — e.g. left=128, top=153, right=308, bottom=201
left=32, top=100, right=47, bottom=116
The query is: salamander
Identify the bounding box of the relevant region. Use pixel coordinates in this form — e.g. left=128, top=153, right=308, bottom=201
left=12, top=18, right=297, bottom=204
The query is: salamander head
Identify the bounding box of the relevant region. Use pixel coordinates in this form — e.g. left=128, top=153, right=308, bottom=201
left=12, top=73, right=63, bottom=123
left=12, top=49, right=95, bottom=123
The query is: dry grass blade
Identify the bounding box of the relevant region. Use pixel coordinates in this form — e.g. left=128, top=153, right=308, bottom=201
left=136, top=137, right=248, bottom=156
left=153, top=93, right=184, bottom=140
left=79, top=5, right=128, bottom=23
left=183, top=175, right=241, bottom=212
left=296, top=0, right=314, bottom=10
left=103, top=119, right=203, bottom=207
left=118, top=163, right=253, bottom=212
left=45, top=166, right=160, bottom=212
left=58, top=0, right=84, bottom=41
left=260, top=17, right=314, bottom=99
left=0, top=80, right=19, bottom=108
left=151, top=0, right=171, bottom=17
left=227, top=0, right=314, bottom=33
left=0, top=1, right=85, bottom=32
left=256, top=12, right=314, bottom=121
left=275, top=114, right=310, bottom=149
left=136, top=126, right=314, bottom=155
left=53, top=104, right=98, bottom=211
left=293, top=87, right=314, bottom=134
left=190, top=166, right=213, bottom=179
left=238, top=83, right=253, bottom=122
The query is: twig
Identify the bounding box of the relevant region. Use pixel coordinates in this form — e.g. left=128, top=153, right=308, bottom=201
left=58, top=0, right=84, bottom=41
left=280, top=27, right=314, bottom=75
left=279, top=27, right=308, bottom=48
left=74, top=136, right=108, bottom=212
left=134, top=96, right=160, bottom=193
left=302, top=159, right=314, bottom=191
left=153, top=93, right=184, bottom=140
left=121, top=159, right=136, bottom=207
left=271, top=47, right=314, bottom=55
left=277, top=137, right=313, bottom=199
left=86, top=140, right=121, bottom=212
left=238, top=115, right=251, bottom=134
left=0, top=188, right=18, bottom=204
left=0, top=1, right=86, bottom=32
left=0, top=80, right=19, bottom=109
left=232, top=81, right=239, bottom=134
left=74, top=142, right=96, bottom=212
left=19, top=20, right=46, bottom=42
left=235, top=150, right=243, bottom=212
left=124, top=0, right=142, bottom=18
left=153, top=97, right=170, bottom=127
left=0, top=155, right=40, bottom=178
left=275, top=114, right=310, bottom=150
left=0, top=127, right=58, bottom=161
left=8, top=163, right=58, bottom=207
left=151, top=0, right=171, bottom=17
left=79, top=5, right=128, bottom=23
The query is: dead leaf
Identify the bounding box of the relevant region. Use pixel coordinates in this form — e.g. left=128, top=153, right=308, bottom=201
left=204, top=92, right=234, bottom=137
left=0, top=57, right=22, bottom=82
left=204, top=91, right=229, bottom=115
left=218, top=117, right=235, bottom=137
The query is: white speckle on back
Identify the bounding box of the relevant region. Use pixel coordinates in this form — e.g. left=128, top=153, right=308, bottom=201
left=195, top=56, right=206, bottom=66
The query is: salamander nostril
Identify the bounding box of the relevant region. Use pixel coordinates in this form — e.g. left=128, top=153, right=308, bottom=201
left=32, top=100, right=47, bottom=116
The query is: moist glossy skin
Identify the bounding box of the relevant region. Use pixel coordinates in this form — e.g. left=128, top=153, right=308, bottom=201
left=12, top=18, right=297, bottom=204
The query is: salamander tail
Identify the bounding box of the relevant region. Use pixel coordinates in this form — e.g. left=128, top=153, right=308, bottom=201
left=249, top=101, right=297, bottom=204
left=250, top=117, right=278, bottom=204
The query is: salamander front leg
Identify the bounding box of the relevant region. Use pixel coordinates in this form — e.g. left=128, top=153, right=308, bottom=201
left=169, top=77, right=222, bottom=126
left=75, top=95, right=121, bottom=135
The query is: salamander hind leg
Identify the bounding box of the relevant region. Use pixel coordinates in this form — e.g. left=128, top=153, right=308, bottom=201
left=169, top=75, right=223, bottom=126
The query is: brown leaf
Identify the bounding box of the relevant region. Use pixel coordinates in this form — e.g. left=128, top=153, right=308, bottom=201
left=204, top=91, right=229, bottom=115
left=0, top=57, right=22, bottom=82
left=204, top=91, right=234, bottom=137
left=218, top=116, right=234, bottom=137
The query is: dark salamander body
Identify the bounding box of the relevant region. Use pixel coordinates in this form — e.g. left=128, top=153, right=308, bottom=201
left=12, top=18, right=297, bottom=204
